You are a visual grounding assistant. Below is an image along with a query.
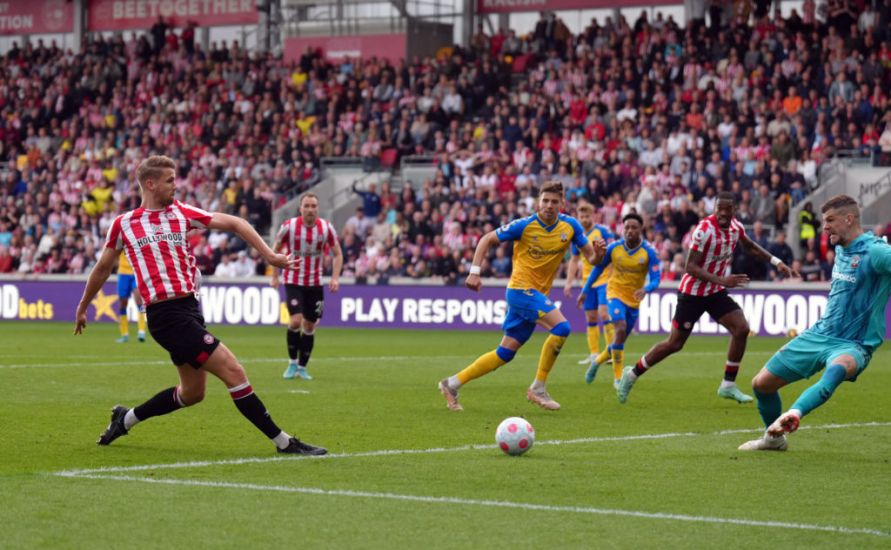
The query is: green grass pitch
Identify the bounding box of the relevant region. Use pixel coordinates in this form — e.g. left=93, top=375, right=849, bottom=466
left=1, top=322, right=890, bottom=548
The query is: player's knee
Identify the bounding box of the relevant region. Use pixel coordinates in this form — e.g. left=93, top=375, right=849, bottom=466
left=550, top=321, right=571, bottom=337
left=302, top=322, right=317, bottom=335
left=180, top=387, right=205, bottom=406
left=731, top=322, right=750, bottom=339
left=495, top=346, right=516, bottom=363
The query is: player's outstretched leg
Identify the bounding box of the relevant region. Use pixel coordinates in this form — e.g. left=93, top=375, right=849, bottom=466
left=439, top=345, right=515, bottom=411
left=768, top=362, right=850, bottom=437
left=207, top=343, right=326, bottom=454
left=97, top=386, right=187, bottom=445
left=97, top=405, right=130, bottom=445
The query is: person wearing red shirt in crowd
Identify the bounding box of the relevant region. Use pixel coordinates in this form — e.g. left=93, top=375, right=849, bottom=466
left=76, top=155, right=327, bottom=456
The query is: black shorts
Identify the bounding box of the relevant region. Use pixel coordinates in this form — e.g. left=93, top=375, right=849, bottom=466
left=284, top=284, right=325, bottom=322
left=146, top=295, right=221, bottom=368
left=673, top=290, right=742, bottom=332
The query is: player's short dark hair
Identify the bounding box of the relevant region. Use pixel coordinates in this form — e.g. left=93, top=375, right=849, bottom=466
left=300, top=192, right=319, bottom=207
left=540, top=181, right=564, bottom=197
left=136, top=155, right=175, bottom=186
left=622, top=212, right=644, bottom=226
left=716, top=191, right=736, bottom=204
left=821, top=195, right=859, bottom=216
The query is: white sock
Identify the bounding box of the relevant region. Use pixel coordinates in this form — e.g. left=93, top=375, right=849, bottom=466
left=530, top=379, right=546, bottom=392
left=446, top=375, right=461, bottom=390
left=289, top=359, right=298, bottom=366
left=123, top=409, right=140, bottom=430
left=626, top=371, right=638, bottom=382
left=273, top=431, right=293, bottom=449
left=719, top=380, right=737, bottom=389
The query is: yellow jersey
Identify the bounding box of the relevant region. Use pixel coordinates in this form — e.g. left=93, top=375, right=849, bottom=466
left=585, top=239, right=661, bottom=308
left=496, top=213, right=588, bottom=294
left=572, top=224, right=615, bottom=288
left=118, top=252, right=134, bottom=275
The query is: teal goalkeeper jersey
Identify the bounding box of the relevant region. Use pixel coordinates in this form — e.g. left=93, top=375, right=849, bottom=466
left=807, top=232, right=891, bottom=355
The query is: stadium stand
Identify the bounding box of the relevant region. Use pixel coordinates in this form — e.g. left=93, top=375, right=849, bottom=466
left=0, top=1, right=889, bottom=283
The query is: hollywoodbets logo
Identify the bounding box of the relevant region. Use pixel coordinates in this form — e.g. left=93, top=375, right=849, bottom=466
left=136, top=232, right=185, bottom=248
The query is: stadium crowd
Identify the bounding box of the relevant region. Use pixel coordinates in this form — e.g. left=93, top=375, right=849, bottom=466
left=0, top=0, right=890, bottom=284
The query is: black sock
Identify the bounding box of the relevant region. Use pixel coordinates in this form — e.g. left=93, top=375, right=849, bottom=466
left=133, top=387, right=182, bottom=421
left=632, top=359, right=649, bottom=377
left=231, top=385, right=282, bottom=439
left=287, top=329, right=301, bottom=360
left=299, top=332, right=315, bottom=366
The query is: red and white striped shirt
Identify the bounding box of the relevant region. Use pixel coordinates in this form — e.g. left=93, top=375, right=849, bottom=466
left=678, top=215, right=745, bottom=296
left=276, top=216, right=338, bottom=286
left=105, top=200, right=213, bottom=305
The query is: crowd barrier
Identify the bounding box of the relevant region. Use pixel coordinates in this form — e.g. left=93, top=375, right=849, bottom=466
left=3, top=275, right=887, bottom=338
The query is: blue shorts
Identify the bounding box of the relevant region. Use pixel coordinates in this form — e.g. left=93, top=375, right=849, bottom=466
left=503, top=288, right=557, bottom=344
left=117, top=274, right=137, bottom=300
left=607, top=298, right=639, bottom=332
left=583, top=284, right=608, bottom=312
left=765, top=330, right=871, bottom=383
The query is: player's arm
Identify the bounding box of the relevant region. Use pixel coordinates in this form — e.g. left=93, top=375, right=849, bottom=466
left=466, top=230, right=499, bottom=292
left=685, top=248, right=748, bottom=288
left=209, top=213, right=297, bottom=271
left=738, top=231, right=797, bottom=278
left=870, top=241, right=891, bottom=276
left=563, top=250, right=580, bottom=298
left=74, top=247, right=118, bottom=335
left=270, top=226, right=287, bottom=288
left=329, top=239, right=343, bottom=292
left=578, top=248, right=611, bottom=308
left=635, top=246, right=662, bottom=301
left=580, top=239, right=606, bottom=267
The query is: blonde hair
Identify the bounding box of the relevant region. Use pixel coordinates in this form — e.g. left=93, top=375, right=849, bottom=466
left=136, top=155, right=176, bottom=186
left=577, top=203, right=594, bottom=214
left=299, top=192, right=319, bottom=207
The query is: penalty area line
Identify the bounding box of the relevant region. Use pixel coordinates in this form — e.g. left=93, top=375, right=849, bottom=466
left=53, top=421, right=891, bottom=477
left=55, top=473, right=891, bottom=538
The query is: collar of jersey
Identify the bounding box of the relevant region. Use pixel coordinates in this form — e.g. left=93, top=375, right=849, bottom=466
left=843, top=231, right=872, bottom=252
left=534, top=214, right=561, bottom=231
left=622, top=240, right=644, bottom=255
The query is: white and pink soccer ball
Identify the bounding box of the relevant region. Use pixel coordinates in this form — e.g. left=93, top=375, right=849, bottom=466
left=495, top=417, right=535, bottom=456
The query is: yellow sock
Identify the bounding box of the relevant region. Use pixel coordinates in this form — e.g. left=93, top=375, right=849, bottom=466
left=612, top=347, right=625, bottom=380
left=535, top=334, right=567, bottom=382
left=593, top=347, right=610, bottom=366
left=137, top=312, right=147, bottom=333
left=456, top=351, right=507, bottom=385
left=586, top=325, right=600, bottom=357
left=118, top=314, right=128, bottom=337
left=603, top=322, right=615, bottom=350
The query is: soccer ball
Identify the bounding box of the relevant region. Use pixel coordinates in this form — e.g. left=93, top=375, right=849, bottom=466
left=495, top=416, right=535, bottom=456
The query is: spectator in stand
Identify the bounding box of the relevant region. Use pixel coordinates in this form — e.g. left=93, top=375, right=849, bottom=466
left=353, top=183, right=382, bottom=218
left=799, top=250, right=823, bottom=282
left=768, top=232, right=795, bottom=280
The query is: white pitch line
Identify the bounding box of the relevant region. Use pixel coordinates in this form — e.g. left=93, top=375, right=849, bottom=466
left=54, top=474, right=891, bottom=538
left=0, top=351, right=773, bottom=369
left=53, top=421, right=891, bottom=478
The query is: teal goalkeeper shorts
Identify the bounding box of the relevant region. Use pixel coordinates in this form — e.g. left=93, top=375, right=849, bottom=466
left=765, top=330, right=871, bottom=383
